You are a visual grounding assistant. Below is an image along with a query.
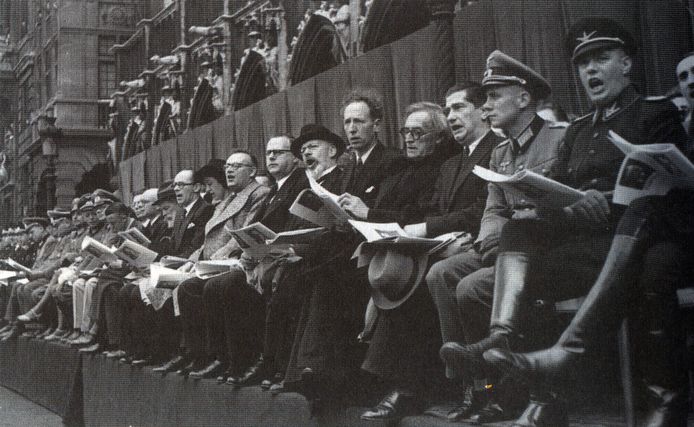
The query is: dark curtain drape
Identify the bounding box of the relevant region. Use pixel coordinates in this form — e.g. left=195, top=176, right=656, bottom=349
left=117, top=0, right=693, bottom=204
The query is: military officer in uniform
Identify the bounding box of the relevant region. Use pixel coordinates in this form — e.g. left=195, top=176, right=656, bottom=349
left=426, top=52, right=566, bottom=423
left=438, top=17, right=690, bottom=426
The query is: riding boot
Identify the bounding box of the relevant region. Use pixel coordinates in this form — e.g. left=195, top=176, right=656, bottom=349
left=440, top=251, right=530, bottom=377
left=483, top=235, right=641, bottom=383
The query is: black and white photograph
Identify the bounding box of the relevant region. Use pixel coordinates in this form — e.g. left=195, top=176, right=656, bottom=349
left=0, top=0, right=692, bottom=426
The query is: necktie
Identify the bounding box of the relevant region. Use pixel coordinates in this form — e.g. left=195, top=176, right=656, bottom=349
left=462, top=145, right=470, bottom=157
left=267, top=183, right=278, bottom=204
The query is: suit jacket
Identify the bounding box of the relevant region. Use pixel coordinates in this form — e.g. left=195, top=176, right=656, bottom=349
left=367, top=139, right=457, bottom=226
left=254, top=167, right=311, bottom=233
left=424, top=130, right=502, bottom=237
left=145, top=215, right=173, bottom=256
left=193, top=180, right=270, bottom=260
left=171, top=198, right=214, bottom=258
left=340, top=143, right=405, bottom=206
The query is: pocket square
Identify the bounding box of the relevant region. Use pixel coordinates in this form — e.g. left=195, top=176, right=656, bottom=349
left=187, top=223, right=196, bottom=229
left=365, top=186, right=375, bottom=193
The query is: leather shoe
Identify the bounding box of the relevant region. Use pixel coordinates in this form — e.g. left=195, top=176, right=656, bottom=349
left=105, top=350, right=126, bottom=359
left=16, top=310, right=40, bottom=323
left=451, top=385, right=486, bottom=421
left=131, top=356, right=154, bottom=367
left=270, top=380, right=285, bottom=395
left=189, top=359, right=226, bottom=379
left=61, top=330, right=80, bottom=343
left=440, top=334, right=509, bottom=379
left=361, top=389, right=419, bottom=421
left=227, top=355, right=265, bottom=387
left=70, top=333, right=95, bottom=347
left=152, top=354, right=189, bottom=373
left=44, top=329, right=68, bottom=341
left=216, top=369, right=235, bottom=384
left=261, top=373, right=283, bottom=390
left=511, top=395, right=568, bottom=427
left=79, top=343, right=101, bottom=354
left=1, top=326, right=20, bottom=341
left=177, top=359, right=205, bottom=376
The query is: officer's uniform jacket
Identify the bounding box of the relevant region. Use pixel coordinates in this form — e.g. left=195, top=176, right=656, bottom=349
left=477, top=115, right=566, bottom=247
left=552, top=85, right=690, bottom=195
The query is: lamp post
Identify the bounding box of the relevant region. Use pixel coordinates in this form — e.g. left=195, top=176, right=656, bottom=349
left=38, top=115, right=59, bottom=210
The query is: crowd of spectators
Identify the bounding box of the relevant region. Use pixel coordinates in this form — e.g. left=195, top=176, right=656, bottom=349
left=0, top=16, right=692, bottom=426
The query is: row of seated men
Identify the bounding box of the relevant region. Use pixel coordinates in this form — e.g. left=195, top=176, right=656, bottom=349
left=0, top=17, right=692, bottom=426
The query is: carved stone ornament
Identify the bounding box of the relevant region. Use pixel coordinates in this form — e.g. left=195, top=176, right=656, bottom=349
left=100, top=4, right=135, bottom=27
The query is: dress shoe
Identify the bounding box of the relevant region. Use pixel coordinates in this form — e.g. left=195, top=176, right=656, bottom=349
left=1, top=326, right=20, bottom=341
left=227, top=356, right=265, bottom=387
left=425, top=385, right=486, bottom=422
left=270, top=380, right=286, bottom=395
left=16, top=309, right=40, bottom=323
left=44, top=329, right=68, bottom=341
left=152, top=354, right=189, bottom=373
left=36, top=327, right=54, bottom=339
left=21, top=329, right=40, bottom=338
left=177, top=359, right=205, bottom=376
left=511, top=395, right=568, bottom=427
left=216, top=369, right=235, bottom=384
left=189, top=359, right=226, bottom=379
left=105, top=350, right=127, bottom=359
left=61, top=330, right=81, bottom=343
left=131, top=356, right=154, bottom=367
left=119, top=354, right=135, bottom=364
left=261, top=373, right=283, bottom=390
left=70, top=333, right=95, bottom=347
left=440, top=334, right=509, bottom=379
left=79, top=343, right=101, bottom=354
left=361, top=389, right=419, bottom=421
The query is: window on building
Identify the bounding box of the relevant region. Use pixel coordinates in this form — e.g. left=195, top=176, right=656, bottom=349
left=98, top=61, right=116, bottom=99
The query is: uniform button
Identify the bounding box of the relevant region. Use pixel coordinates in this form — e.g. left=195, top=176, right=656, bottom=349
left=589, top=149, right=596, bottom=155
left=593, top=132, right=599, bottom=139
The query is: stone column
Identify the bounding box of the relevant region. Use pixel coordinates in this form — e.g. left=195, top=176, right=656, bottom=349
left=427, top=0, right=457, bottom=103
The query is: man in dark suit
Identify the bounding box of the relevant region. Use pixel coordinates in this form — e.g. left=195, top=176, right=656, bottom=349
left=228, top=128, right=344, bottom=387
left=353, top=86, right=501, bottom=419
left=280, top=90, right=407, bottom=397
left=170, top=170, right=214, bottom=258
left=428, top=58, right=566, bottom=422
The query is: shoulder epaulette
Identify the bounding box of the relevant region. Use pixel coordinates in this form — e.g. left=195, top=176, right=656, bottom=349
left=571, top=112, right=592, bottom=123
left=643, top=95, right=668, bottom=102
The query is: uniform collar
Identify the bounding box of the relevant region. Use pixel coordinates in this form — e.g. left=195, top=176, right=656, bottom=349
left=509, top=115, right=545, bottom=153
left=592, top=84, right=639, bottom=125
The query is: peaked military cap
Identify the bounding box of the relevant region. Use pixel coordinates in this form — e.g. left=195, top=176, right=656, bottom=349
left=93, top=189, right=119, bottom=207
left=565, top=17, right=636, bottom=62
left=47, top=207, right=71, bottom=219
left=22, top=217, right=49, bottom=229
left=482, top=50, right=551, bottom=100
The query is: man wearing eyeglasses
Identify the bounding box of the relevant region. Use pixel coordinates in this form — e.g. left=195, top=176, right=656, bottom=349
left=170, top=169, right=214, bottom=258
left=425, top=55, right=565, bottom=423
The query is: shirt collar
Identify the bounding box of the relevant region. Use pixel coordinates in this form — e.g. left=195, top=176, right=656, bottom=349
left=184, top=198, right=198, bottom=216
left=357, top=143, right=377, bottom=164
left=467, top=131, right=489, bottom=155
left=592, top=84, right=639, bottom=125
left=275, top=174, right=290, bottom=190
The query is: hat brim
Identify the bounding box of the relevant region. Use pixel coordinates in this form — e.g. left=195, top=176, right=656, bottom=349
left=482, top=79, right=551, bottom=101
left=572, top=39, right=629, bottom=62
left=370, top=254, right=428, bottom=310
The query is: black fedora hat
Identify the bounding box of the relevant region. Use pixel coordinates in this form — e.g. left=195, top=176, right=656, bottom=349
left=290, top=124, right=346, bottom=158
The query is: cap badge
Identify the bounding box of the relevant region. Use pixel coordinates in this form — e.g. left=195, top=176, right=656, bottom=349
left=577, top=30, right=597, bottom=44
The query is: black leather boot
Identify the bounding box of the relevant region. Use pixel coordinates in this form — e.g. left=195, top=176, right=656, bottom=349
left=440, top=251, right=529, bottom=378
left=483, top=236, right=640, bottom=383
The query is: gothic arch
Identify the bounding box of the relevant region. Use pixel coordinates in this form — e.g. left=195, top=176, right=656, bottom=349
left=288, top=13, right=347, bottom=86
left=360, top=0, right=431, bottom=52
left=232, top=50, right=269, bottom=111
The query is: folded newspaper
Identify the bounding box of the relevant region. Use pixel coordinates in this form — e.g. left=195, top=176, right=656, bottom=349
left=3, top=258, right=31, bottom=274
left=113, top=239, right=158, bottom=268
left=195, top=259, right=243, bottom=279
left=149, top=264, right=195, bottom=289
left=81, top=236, right=119, bottom=263
left=349, top=220, right=461, bottom=268
left=229, top=222, right=325, bottom=259
left=289, top=173, right=352, bottom=227
left=118, top=228, right=151, bottom=246
left=473, top=166, right=585, bottom=209
left=608, top=131, right=694, bottom=205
